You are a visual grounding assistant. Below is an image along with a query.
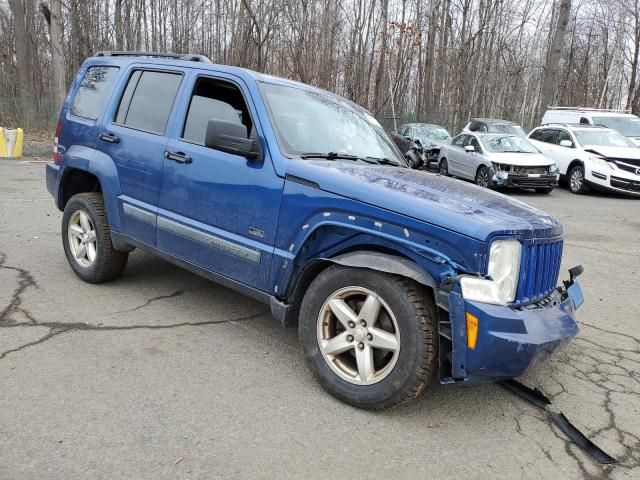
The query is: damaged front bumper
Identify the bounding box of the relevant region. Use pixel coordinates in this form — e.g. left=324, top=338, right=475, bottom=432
left=492, top=170, right=559, bottom=189
left=444, top=272, right=583, bottom=382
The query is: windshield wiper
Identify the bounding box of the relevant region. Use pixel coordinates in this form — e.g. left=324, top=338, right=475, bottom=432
left=300, top=152, right=379, bottom=164
left=365, top=156, right=404, bottom=167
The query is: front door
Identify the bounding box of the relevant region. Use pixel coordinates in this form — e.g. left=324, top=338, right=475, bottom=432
left=157, top=71, right=284, bottom=291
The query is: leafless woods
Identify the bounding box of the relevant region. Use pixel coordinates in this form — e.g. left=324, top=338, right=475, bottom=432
left=1, top=0, right=639, bottom=131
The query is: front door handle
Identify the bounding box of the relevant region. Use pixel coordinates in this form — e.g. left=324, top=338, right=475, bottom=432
left=98, top=132, right=119, bottom=143
left=164, top=150, right=192, bottom=164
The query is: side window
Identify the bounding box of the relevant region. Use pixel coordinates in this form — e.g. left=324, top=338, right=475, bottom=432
left=468, top=121, right=480, bottom=132
left=556, top=130, right=573, bottom=146
left=468, top=136, right=481, bottom=152
left=115, top=70, right=182, bottom=135
left=579, top=117, right=590, bottom=124
left=70, top=66, right=120, bottom=120
left=529, top=129, right=544, bottom=141
left=536, top=129, right=556, bottom=144
left=181, top=76, right=253, bottom=146
left=478, top=122, right=488, bottom=133
left=452, top=135, right=467, bottom=147
left=398, top=126, right=408, bottom=136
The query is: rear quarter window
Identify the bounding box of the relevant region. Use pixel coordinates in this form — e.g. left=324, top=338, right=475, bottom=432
left=70, top=66, right=120, bottom=120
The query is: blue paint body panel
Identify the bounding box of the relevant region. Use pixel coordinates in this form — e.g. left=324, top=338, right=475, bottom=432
left=46, top=55, right=584, bottom=385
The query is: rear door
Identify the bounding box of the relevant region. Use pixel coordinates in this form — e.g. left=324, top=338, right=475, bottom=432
left=98, top=66, right=185, bottom=246
left=157, top=71, right=284, bottom=291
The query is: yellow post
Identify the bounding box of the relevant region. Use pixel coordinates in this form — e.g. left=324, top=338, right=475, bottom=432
left=0, top=128, right=24, bottom=158
left=0, top=128, right=7, bottom=157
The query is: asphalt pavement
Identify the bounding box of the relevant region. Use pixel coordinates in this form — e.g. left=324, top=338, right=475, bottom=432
left=1, top=157, right=638, bottom=479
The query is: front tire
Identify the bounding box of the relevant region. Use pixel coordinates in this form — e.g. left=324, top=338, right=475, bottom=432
left=298, top=265, right=438, bottom=409
left=439, top=158, right=448, bottom=176
left=475, top=165, right=492, bottom=188
left=569, top=165, right=589, bottom=194
left=62, top=192, right=128, bottom=283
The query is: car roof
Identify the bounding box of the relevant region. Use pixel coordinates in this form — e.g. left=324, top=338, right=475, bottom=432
left=539, top=123, right=614, bottom=131
left=546, top=109, right=636, bottom=118
left=85, top=53, right=335, bottom=96
left=469, top=118, right=519, bottom=125
left=400, top=123, right=446, bottom=129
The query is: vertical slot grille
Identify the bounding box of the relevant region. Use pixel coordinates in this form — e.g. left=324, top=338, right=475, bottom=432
left=515, top=239, right=563, bottom=305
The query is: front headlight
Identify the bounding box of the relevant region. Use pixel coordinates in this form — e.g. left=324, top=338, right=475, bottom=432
left=459, top=240, right=522, bottom=305
left=589, top=156, right=614, bottom=170
left=549, top=163, right=558, bottom=173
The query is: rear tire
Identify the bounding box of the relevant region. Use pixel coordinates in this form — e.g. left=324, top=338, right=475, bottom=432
left=568, top=165, right=589, bottom=194
left=62, top=192, right=128, bottom=283
left=298, top=265, right=438, bottom=409
left=535, top=187, right=554, bottom=194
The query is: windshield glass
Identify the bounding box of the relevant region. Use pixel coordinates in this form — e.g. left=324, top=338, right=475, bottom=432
left=415, top=126, right=451, bottom=142
left=591, top=116, right=640, bottom=137
left=260, top=83, right=405, bottom=164
left=574, top=129, right=638, bottom=148
left=487, top=124, right=527, bottom=137
left=483, top=135, right=538, bottom=153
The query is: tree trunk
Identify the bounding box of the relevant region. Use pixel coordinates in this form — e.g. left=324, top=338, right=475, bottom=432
left=8, top=0, right=30, bottom=99
left=539, top=0, right=572, bottom=121
left=48, top=0, right=66, bottom=108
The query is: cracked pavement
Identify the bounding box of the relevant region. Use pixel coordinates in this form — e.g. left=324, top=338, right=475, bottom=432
left=0, top=158, right=638, bottom=479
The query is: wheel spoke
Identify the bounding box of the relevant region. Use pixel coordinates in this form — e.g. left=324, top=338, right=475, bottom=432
left=368, top=327, right=399, bottom=352
left=322, top=332, right=353, bottom=356
left=75, top=244, right=87, bottom=260
left=358, top=294, right=381, bottom=325
left=86, top=242, right=97, bottom=262
left=69, top=224, right=84, bottom=238
left=328, top=298, right=358, bottom=328
left=355, top=344, right=374, bottom=382
left=79, top=212, right=91, bottom=232
left=85, top=230, right=97, bottom=243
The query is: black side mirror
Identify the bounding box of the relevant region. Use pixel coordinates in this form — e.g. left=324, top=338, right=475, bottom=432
left=205, top=119, right=262, bottom=160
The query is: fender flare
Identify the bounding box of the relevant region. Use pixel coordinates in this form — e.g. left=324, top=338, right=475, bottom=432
left=271, top=250, right=439, bottom=328
left=327, top=250, right=436, bottom=289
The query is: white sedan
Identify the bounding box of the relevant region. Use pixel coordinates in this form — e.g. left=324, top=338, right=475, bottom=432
left=438, top=133, right=559, bottom=193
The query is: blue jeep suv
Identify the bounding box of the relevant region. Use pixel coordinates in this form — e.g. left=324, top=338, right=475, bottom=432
left=46, top=52, right=584, bottom=409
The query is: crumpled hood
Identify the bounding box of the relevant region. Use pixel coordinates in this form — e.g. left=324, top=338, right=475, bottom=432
left=489, top=152, right=554, bottom=167
left=285, top=160, right=562, bottom=241
left=583, top=145, right=640, bottom=160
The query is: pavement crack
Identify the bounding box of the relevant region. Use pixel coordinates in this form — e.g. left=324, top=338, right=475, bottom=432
left=109, top=288, right=197, bottom=315
left=0, top=252, right=38, bottom=324
left=0, top=310, right=269, bottom=361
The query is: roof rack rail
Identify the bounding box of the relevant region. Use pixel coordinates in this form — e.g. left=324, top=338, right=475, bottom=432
left=546, top=105, right=631, bottom=113
left=94, top=51, right=212, bottom=63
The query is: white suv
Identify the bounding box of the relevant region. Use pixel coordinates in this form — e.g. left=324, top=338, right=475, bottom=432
left=528, top=124, right=640, bottom=196
left=541, top=108, right=640, bottom=146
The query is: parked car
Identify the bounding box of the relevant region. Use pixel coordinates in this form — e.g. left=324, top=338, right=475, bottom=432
left=389, top=131, right=429, bottom=169
left=462, top=118, right=527, bottom=138
left=542, top=107, right=640, bottom=146
left=438, top=133, right=558, bottom=193
left=396, top=123, right=452, bottom=166
left=528, top=124, right=640, bottom=196
left=46, top=51, right=584, bottom=409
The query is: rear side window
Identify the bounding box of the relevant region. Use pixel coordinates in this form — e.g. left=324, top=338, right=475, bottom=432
left=115, top=70, right=182, bottom=134
left=70, top=66, right=120, bottom=120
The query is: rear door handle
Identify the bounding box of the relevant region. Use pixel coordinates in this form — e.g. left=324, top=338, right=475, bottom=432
left=98, top=132, right=119, bottom=143
left=164, top=150, right=192, bottom=164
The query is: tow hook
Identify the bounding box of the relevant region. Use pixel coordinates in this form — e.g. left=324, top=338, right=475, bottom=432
left=500, top=379, right=617, bottom=465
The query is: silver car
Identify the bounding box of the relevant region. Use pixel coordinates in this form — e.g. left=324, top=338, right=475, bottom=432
left=438, top=133, right=559, bottom=193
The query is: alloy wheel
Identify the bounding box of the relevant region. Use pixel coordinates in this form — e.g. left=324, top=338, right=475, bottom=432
left=570, top=168, right=584, bottom=193
left=476, top=168, right=490, bottom=188
left=317, top=286, right=400, bottom=385
left=67, top=210, right=98, bottom=268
